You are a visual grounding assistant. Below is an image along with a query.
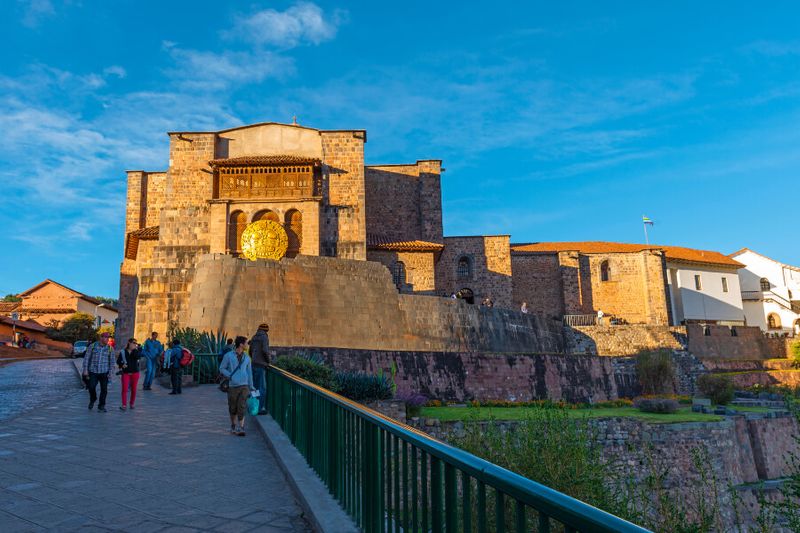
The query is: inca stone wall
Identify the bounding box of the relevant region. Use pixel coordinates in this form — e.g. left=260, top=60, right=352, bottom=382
left=186, top=254, right=562, bottom=353
left=511, top=253, right=564, bottom=318
left=435, top=236, right=513, bottom=308
left=366, top=250, right=436, bottom=293
left=277, top=347, right=617, bottom=402
left=686, top=324, right=791, bottom=359
left=564, top=325, right=686, bottom=355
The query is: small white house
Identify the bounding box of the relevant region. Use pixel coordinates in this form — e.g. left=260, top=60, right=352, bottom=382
left=730, top=248, right=800, bottom=335
left=663, top=246, right=746, bottom=326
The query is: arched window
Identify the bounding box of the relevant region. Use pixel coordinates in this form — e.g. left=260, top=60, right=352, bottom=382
left=392, top=262, right=406, bottom=289
left=253, top=210, right=279, bottom=223
left=457, top=256, right=472, bottom=279
left=600, top=260, right=610, bottom=282
left=767, top=313, right=781, bottom=330
left=760, top=278, right=770, bottom=291
left=228, top=210, right=248, bottom=254
left=285, top=209, right=302, bottom=258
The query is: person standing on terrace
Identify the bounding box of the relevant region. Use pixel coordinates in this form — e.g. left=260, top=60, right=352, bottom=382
left=219, top=336, right=255, bottom=436
left=141, top=331, right=163, bottom=391
left=248, top=324, right=270, bottom=415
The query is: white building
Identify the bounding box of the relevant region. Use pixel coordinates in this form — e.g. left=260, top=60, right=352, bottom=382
left=663, top=246, right=746, bottom=326
left=730, top=248, right=800, bottom=335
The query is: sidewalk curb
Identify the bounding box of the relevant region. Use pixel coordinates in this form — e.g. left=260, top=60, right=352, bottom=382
left=254, top=415, right=358, bottom=533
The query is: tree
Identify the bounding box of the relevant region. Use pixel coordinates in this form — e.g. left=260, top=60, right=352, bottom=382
left=2, top=294, right=21, bottom=302
left=46, top=313, right=97, bottom=344
left=93, top=296, right=119, bottom=308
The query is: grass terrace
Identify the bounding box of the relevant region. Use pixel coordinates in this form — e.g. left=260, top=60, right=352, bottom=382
left=420, top=405, right=725, bottom=423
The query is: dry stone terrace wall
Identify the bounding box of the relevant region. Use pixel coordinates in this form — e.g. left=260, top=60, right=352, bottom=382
left=275, top=347, right=618, bottom=403
left=686, top=324, right=792, bottom=359
left=186, top=254, right=564, bottom=353
left=564, top=325, right=686, bottom=355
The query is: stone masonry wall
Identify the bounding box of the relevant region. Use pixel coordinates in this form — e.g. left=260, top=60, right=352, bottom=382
left=321, top=131, right=366, bottom=260
left=511, top=253, right=564, bottom=319
left=275, top=347, right=618, bottom=403
left=565, top=325, right=686, bottom=355
left=687, top=324, right=792, bottom=359
left=436, top=236, right=513, bottom=308
left=165, top=133, right=215, bottom=208
left=365, top=161, right=443, bottom=244
left=186, top=254, right=562, bottom=353
left=366, top=250, right=436, bottom=293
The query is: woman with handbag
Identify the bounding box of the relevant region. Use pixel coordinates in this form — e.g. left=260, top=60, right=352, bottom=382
left=117, top=338, right=142, bottom=411
left=218, top=336, right=255, bottom=436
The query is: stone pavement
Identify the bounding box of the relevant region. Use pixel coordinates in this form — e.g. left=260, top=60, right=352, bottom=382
left=0, top=359, right=79, bottom=422
left=0, top=360, right=311, bottom=532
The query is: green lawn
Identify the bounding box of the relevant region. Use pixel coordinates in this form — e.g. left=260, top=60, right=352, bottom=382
left=729, top=405, right=777, bottom=413
left=419, top=406, right=724, bottom=424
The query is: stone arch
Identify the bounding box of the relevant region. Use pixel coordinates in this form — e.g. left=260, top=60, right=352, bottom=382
left=600, top=260, right=610, bottom=282
left=285, top=209, right=302, bottom=258
left=228, top=210, right=248, bottom=254
left=767, top=313, right=781, bottom=330
left=253, top=209, right=279, bottom=223
left=456, top=287, right=475, bottom=305
left=392, top=261, right=406, bottom=289
left=760, top=278, right=771, bottom=291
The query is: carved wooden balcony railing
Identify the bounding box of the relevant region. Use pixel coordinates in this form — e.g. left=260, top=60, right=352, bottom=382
left=210, top=156, right=322, bottom=200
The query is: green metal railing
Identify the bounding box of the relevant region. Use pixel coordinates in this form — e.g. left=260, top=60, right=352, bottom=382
left=185, top=353, right=221, bottom=384
left=267, top=366, right=650, bottom=533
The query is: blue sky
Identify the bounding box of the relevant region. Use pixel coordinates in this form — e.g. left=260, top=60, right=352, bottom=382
left=1, top=1, right=799, bottom=298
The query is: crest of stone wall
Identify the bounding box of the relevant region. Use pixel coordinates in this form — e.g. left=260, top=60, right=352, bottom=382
left=186, top=254, right=563, bottom=353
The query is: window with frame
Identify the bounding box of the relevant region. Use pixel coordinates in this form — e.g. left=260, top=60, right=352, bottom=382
left=760, top=278, right=770, bottom=291
left=721, top=277, right=728, bottom=293
left=694, top=274, right=702, bottom=290
left=767, top=313, right=781, bottom=330
left=457, top=257, right=471, bottom=279
left=600, top=260, right=610, bottom=282
left=392, top=261, right=406, bottom=289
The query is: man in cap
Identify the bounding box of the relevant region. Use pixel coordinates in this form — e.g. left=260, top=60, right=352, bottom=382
left=82, top=332, right=116, bottom=412
left=248, top=323, right=270, bottom=415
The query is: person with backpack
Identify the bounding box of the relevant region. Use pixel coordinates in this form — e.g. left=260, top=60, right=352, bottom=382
left=218, top=336, right=255, bottom=436
left=82, top=332, right=116, bottom=412
left=117, top=338, right=142, bottom=410
left=141, top=331, right=163, bottom=390
left=248, top=323, right=270, bottom=415
left=166, top=339, right=184, bottom=395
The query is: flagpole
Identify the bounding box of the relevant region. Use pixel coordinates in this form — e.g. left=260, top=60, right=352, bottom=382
left=643, top=217, right=649, bottom=244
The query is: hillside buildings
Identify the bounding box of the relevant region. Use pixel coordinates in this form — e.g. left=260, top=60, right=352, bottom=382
left=1, top=279, right=118, bottom=328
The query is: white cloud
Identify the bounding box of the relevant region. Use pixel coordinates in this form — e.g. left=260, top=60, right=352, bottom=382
left=230, top=2, right=346, bottom=48
left=65, top=221, right=92, bottom=241
left=103, top=65, right=127, bottom=79
left=19, top=0, right=55, bottom=28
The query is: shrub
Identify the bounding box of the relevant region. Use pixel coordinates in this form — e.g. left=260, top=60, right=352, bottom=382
left=791, top=341, right=800, bottom=369
left=396, top=391, right=428, bottom=416
left=334, top=370, right=393, bottom=402
left=633, top=397, right=679, bottom=414
left=275, top=356, right=336, bottom=390
left=46, top=313, right=97, bottom=344
left=697, top=374, right=734, bottom=405
left=636, top=349, right=675, bottom=395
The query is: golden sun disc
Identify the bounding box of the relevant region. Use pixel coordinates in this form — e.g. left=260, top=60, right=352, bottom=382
left=241, top=220, right=288, bottom=261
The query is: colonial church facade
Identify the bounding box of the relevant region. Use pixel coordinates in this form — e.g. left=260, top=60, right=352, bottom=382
left=119, top=120, right=743, bottom=342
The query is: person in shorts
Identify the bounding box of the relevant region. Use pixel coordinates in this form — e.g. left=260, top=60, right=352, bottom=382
left=218, top=336, right=254, bottom=436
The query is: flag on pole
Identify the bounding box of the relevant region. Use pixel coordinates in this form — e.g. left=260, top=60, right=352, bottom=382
left=642, top=216, right=654, bottom=226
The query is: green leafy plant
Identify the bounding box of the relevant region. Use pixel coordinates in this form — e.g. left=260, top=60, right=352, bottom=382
left=45, top=312, right=97, bottom=344
left=275, top=355, right=336, bottom=390
left=791, top=341, right=800, bottom=369
left=334, top=370, right=393, bottom=402
left=697, top=374, right=735, bottom=405
left=636, top=349, right=675, bottom=395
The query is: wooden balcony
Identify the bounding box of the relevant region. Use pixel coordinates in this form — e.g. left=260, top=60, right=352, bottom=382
left=210, top=156, right=322, bottom=200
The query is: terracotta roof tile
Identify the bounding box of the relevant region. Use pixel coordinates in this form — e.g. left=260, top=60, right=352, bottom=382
left=125, top=226, right=159, bottom=260
left=209, top=155, right=321, bottom=167
left=0, top=301, right=20, bottom=313
left=367, top=234, right=444, bottom=252
left=511, top=241, right=743, bottom=268
left=0, top=316, right=46, bottom=332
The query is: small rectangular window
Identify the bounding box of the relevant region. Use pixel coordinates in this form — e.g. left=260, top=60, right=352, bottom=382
left=695, top=274, right=702, bottom=290
left=722, top=277, right=728, bottom=293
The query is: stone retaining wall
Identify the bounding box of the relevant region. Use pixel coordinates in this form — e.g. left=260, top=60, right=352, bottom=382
left=565, top=325, right=686, bottom=355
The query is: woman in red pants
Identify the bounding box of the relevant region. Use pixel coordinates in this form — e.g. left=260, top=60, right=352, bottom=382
left=117, top=338, right=142, bottom=411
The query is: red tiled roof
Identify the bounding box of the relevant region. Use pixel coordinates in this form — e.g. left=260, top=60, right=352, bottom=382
left=367, top=234, right=444, bottom=252
left=0, top=316, right=47, bottom=332
left=209, top=155, right=321, bottom=167
left=125, top=226, right=159, bottom=260
left=511, top=241, right=743, bottom=268
left=0, top=301, right=20, bottom=313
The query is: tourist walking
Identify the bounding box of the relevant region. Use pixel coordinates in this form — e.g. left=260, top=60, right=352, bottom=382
left=219, top=337, right=234, bottom=364
left=219, top=336, right=255, bottom=436
left=166, top=339, right=184, bottom=395
left=117, top=338, right=142, bottom=410
left=249, top=323, right=270, bottom=415
left=521, top=301, right=529, bottom=314
left=141, top=331, right=163, bottom=390
left=82, top=332, right=116, bottom=412
left=597, top=309, right=605, bottom=326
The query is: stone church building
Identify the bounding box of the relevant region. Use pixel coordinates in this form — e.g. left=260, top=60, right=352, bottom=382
left=119, top=120, right=741, bottom=344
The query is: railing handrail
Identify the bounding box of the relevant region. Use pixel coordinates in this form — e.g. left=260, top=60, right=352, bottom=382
left=268, top=365, right=650, bottom=532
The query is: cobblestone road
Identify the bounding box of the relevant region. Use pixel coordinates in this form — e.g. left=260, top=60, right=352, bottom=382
left=0, top=360, right=310, bottom=532
left=0, top=359, right=80, bottom=422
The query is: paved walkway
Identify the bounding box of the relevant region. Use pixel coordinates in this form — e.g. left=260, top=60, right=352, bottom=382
left=0, top=359, right=79, bottom=422
left=0, top=360, right=311, bottom=532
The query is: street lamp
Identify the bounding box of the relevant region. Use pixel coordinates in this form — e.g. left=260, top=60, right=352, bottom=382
left=94, top=303, right=106, bottom=329
left=11, top=312, right=19, bottom=346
